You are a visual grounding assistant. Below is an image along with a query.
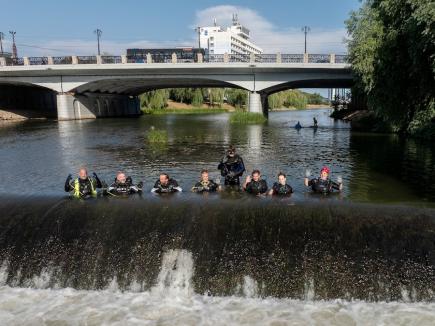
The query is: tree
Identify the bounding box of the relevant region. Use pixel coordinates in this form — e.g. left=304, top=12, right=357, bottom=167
left=346, top=0, right=435, bottom=137
left=191, top=88, right=204, bottom=107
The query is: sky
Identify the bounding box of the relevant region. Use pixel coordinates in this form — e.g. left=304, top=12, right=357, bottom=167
left=0, top=0, right=362, bottom=57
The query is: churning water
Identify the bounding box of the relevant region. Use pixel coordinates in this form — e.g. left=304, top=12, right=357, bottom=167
left=0, top=197, right=434, bottom=325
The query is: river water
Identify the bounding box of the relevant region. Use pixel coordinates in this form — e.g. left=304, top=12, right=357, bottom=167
left=0, top=109, right=435, bottom=325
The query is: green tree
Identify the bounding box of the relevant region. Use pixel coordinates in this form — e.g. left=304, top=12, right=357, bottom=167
left=346, top=0, right=435, bottom=137
left=191, top=88, right=204, bottom=107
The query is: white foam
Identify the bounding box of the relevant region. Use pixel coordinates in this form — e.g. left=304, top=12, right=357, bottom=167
left=0, top=286, right=434, bottom=325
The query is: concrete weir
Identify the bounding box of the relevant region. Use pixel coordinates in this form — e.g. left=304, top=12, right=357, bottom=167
left=56, top=93, right=141, bottom=120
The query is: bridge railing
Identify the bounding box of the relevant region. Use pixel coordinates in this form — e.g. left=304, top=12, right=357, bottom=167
left=0, top=53, right=349, bottom=66
left=281, top=54, right=304, bottom=63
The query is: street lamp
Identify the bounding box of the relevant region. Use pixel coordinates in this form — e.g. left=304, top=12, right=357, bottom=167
left=301, top=26, right=311, bottom=54
left=9, top=31, right=17, bottom=58
left=0, top=32, right=4, bottom=55
left=94, top=29, right=102, bottom=55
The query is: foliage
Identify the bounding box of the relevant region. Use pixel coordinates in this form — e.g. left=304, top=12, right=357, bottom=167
left=143, top=108, right=228, bottom=115
left=146, top=128, right=168, bottom=143
left=346, top=0, right=435, bottom=137
left=191, top=88, right=204, bottom=107
left=140, top=90, right=169, bottom=110
left=225, top=89, right=248, bottom=108
left=268, top=90, right=325, bottom=109
left=229, top=111, right=267, bottom=124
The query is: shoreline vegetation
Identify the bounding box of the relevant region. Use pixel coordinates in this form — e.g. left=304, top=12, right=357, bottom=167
left=140, top=88, right=330, bottom=116
left=346, top=0, right=435, bottom=139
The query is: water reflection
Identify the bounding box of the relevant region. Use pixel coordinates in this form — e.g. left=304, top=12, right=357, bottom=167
left=0, top=109, right=434, bottom=205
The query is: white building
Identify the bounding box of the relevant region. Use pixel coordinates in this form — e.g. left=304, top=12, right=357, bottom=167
left=199, top=15, right=263, bottom=55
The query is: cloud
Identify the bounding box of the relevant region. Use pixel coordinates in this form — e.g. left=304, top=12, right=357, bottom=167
left=194, top=5, right=348, bottom=54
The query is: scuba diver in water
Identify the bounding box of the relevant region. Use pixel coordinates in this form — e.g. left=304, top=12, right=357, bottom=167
left=304, top=166, right=343, bottom=194
left=64, top=167, right=102, bottom=199
left=294, top=121, right=302, bottom=130
left=151, top=173, right=182, bottom=193
left=268, top=172, right=293, bottom=196
left=106, top=172, right=143, bottom=196
left=243, top=169, right=268, bottom=195
left=191, top=169, right=220, bottom=193
left=218, top=145, right=246, bottom=186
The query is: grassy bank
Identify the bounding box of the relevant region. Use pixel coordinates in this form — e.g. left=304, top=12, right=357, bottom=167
left=229, top=111, right=267, bottom=124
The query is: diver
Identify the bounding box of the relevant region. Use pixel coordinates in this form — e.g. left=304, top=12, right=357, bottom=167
left=313, top=117, right=318, bottom=128
left=295, top=121, right=302, bottom=129
left=64, top=167, right=102, bottom=199
left=304, top=166, right=343, bottom=194
left=106, top=172, right=143, bottom=196
left=217, top=145, right=245, bottom=186
left=151, top=173, right=182, bottom=193
left=268, top=172, right=293, bottom=196
left=243, top=169, right=268, bottom=195
left=191, top=169, right=220, bottom=193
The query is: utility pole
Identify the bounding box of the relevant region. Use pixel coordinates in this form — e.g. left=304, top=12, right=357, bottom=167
left=0, top=32, right=4, bottom=55
left=94, top=29, right=102, bottom=55
left=195, top=26, right=201, bottom=49
left=301, top=26, right=310, bottom=54
left=9, top=31, right=17, bottom=58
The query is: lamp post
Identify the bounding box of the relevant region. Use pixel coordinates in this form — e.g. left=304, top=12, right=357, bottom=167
left=0, top=32, right=4, bottom=55
left=301, top=26, right=310, bottom=54
left=9, top=31, right=17, bottom=58
left=94, top=29, right=102, bottom=55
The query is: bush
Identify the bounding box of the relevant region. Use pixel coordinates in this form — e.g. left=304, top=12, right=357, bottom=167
left=229, top=112, right=267, bottom=124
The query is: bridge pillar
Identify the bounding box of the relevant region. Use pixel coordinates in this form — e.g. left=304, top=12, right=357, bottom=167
left=56, top=93, right=141, bottom=120
left=248, top=92, right=263, bottom=115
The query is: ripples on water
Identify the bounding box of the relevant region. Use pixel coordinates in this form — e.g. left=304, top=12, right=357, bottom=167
left=0, top=109, right=434, bottom=205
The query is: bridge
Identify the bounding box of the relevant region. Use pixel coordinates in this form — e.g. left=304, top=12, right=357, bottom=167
left=0, top=53, right=352, bottom=120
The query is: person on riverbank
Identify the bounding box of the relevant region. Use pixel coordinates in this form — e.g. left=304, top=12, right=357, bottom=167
left=191, top=169, right=220, bottom=193
left=151, top=173, right=182, bottom=193
left=268, top=172, right=293, bottom=196
left=243, top=170, right=268, bottom=195
left=218, top=145, right=245, bottom=186
left=64, top=168, right=102, bottom=199
left=106, top=172, right=143, bottom=196
left=304, top=166, right=342, bottom=194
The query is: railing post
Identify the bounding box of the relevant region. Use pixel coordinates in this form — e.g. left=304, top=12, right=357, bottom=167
left=197, top=53, right=203, bottom=63
left=47, top=56, right=54, bottom=65
left=23, top=57, right=30, bottom=66
left=330, top=53, right=335, bottom=64
left=121, top=55, right=127, bottom=64
left=172, top=52, right=177, bottom=64
left=250, top=53, right=255, bottom=63
left=303, top=53, right=309, bottom=64
left=0, top=57, right=6, bottom=66
left=72, top=56, right=78, bottom=65
left=224, top=52, right=229, bottom=63
left=96, top=55, right=102, bottom=64
left=146, top=53, right=152, bottom=64
left=276, top=52, right=281, bottom=63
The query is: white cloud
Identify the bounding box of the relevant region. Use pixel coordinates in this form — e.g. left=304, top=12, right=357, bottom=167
left=194, top=5, right=348, bottom=54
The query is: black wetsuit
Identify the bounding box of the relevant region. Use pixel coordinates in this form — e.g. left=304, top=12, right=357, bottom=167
left=152, top=179, right=181, bottom=193
left=245, top=179, right=268, bottom=195
left=218, top=155, right=245, bottom=186
left=271, top=182, right=293, bottom=196
left=64, top=175, right=102, bottom=198
left=107, top=177, right=142, bottom=196
left=192, top=180, right=219, bottom=193
left=308, top=178, right=340, bottom=194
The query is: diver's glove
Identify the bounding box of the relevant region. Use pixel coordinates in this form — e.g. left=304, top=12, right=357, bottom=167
left=305, top=169, right=311, bottom=178
left=66, top=174, right=72, bottom=181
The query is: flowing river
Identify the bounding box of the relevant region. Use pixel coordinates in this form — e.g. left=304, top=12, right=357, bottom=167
left=0, top=109, right=434, bottom=325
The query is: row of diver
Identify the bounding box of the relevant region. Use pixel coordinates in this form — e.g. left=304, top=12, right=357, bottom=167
left=65, top=146, right=343, bottom=199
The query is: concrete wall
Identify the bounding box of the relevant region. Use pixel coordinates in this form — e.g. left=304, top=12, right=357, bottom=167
left=56, top=92, right=141, bottom=120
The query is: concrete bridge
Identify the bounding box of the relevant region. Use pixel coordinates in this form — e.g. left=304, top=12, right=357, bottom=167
left=0, top=53, right=352, bottom=120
